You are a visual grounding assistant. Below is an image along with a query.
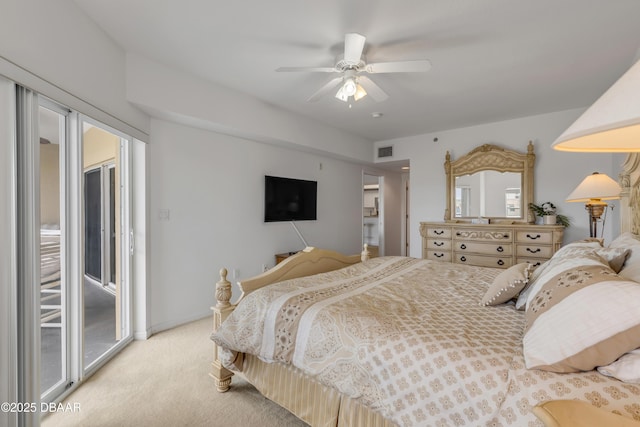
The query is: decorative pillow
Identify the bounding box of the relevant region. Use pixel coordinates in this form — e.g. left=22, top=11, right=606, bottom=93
left=517, top=243, right=631, bottom=311
left=515, top=260, right=548, bottom=310
left=480, top=263, right=532, bottom=306
left=522, top=252, right=640, bottom=372
left=609, top=232, right=640, bottom=282
left=515, top=241, right=604, bottom=310
left=597, top=348, right=640, bottom=384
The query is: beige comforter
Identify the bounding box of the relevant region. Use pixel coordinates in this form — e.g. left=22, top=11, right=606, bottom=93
left=212, top=256, right=640, bottom=426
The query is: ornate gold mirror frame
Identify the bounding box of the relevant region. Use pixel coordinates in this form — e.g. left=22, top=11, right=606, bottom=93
left=445, top=141, right=535, bottom=223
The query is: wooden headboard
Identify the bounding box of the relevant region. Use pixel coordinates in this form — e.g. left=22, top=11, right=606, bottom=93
left=619, top=153, right=640, bottom=235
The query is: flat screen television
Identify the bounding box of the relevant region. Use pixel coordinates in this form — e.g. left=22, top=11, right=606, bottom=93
left=264, top=175, right=317, bottom=222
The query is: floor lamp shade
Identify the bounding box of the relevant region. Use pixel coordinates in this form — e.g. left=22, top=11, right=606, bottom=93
left=552, top=59, right=640, bottom=152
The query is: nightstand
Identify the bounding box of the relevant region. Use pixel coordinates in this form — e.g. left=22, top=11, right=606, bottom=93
left=275, top=251, right=298, bottom=265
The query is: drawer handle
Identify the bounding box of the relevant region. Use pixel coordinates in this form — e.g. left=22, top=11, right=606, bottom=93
left=460, top=256, right=467, bottom=262
left=496, top=246, right=504, bottom=253
left=456, top=232, right=461, bottom=236
left=526, top=247, right=541, bottom=253
left=434, top=230, right=444, bottom=235
left=503, top=234, right=510, bottom=238
left=529, top=261, right=541, bottom=267
left=497, top=259, right=505, bottom=266
left=434, top=241, right=444, bottom=247
left=526, top=234, right=541, bottom=240
left=460, top=244, right=467, bottom=250
left=434, top=253, right=444, bottom=258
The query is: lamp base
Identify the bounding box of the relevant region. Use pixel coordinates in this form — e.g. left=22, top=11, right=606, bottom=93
left=586, top=202, right=607, bottom=238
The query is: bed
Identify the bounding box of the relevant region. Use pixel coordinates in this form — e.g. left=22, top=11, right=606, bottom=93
left=210, top=156, right=640, bottom=426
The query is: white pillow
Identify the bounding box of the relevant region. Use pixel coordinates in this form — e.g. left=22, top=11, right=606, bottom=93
left=597, top=348, right=640, bottom=384
left=523, top=252, right=640, bottom=372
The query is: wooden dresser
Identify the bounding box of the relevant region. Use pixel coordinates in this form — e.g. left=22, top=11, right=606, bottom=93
left=419, top=222, right=564, bottom=269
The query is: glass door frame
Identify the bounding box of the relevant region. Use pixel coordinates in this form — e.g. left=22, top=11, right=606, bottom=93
left=79, top=114, right=133, bottom=376
left=39, top=97, right=73, bottom=404
left=35, top=101, right=135, bottom=404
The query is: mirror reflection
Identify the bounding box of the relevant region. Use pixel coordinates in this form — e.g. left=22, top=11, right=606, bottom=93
left=454, top=171, right=522, bottom=218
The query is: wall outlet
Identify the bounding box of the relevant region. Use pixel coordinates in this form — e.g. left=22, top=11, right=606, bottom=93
left=262, top=264, right=269, bottom=272
left=158, top=209, right=170, bottom=221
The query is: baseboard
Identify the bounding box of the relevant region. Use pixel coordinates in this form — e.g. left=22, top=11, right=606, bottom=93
left=133, top=327, right=152, bottom=340
left=149, top=310, right=211, bottom=336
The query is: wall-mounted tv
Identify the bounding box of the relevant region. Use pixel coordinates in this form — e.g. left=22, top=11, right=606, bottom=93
left=264, top=175, right=317, bottom=222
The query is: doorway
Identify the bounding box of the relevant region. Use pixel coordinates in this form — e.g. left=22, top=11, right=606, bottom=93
left=363, top=173, right=383, bottom=257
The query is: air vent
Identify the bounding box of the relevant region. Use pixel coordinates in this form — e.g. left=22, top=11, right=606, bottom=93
left=378, top=146, right=393, bottom=158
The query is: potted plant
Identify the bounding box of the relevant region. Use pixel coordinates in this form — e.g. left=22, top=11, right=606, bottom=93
left=529, top=202, right=570, bottom=227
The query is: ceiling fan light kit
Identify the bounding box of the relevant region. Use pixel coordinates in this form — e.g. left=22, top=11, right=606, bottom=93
left=277, top=32, right=431, bottom=104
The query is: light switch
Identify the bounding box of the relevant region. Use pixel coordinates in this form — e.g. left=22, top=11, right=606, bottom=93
left=158, top=209, right=170, bottom=221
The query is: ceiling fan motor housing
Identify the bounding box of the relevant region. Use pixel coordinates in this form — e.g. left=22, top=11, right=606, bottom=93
left=335, top=55, right=366, bottom=72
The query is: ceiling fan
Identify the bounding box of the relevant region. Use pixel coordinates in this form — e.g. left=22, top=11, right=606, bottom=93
left=276, top=33, right=431, bottom=103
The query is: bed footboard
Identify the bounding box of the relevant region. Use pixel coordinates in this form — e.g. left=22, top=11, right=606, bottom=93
left=211, top=245, right=371, bottom=392
left=210, top=268, right=235, bottom=392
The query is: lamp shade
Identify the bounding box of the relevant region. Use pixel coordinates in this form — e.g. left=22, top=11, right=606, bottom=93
left=552, top=59, right=640, bottom=152
left=566, top=172, right=622, bottom=202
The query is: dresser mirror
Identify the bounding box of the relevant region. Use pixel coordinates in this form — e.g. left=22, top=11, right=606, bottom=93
left=444, top=142, right=535, bottom=223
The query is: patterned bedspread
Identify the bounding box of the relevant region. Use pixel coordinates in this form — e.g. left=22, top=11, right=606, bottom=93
left=212, top=256, right=640, bottom=426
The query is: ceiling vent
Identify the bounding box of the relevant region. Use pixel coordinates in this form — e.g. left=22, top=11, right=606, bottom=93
left=377, top=146, right=393, bottom=158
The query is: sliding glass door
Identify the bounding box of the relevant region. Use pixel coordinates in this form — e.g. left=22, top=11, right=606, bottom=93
left=34, top=96, right=133, bottom=404
left=81, top=118, right=131, bottom=368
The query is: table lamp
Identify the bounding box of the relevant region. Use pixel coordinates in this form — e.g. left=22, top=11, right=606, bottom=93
left=566, top=172, right=621, bottom=237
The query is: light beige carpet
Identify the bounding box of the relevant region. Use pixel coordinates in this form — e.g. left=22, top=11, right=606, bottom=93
left=43, top=317, right=308, bottom=427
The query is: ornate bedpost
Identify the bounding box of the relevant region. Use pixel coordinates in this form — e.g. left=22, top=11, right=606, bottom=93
left=361, top=243, right=371, bottom=261
left=210, top=268, right=234, bottom=392
left=620, top=153, right=640, bottom=234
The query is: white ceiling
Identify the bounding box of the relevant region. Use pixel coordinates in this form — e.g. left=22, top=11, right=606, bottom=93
left=73, top=0, right=640, bottom=142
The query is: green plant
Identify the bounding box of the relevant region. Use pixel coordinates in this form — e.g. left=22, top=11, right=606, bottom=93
left=529, top=202, right=571, bottom=227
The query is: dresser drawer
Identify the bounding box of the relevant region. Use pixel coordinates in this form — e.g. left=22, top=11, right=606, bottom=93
left=453, top=253, right=512, bottom=269
left=516, top=230, right=554, bottom=244
left=426, top=251, right=452, bottom=262
left=427, top=239, right=452, bottom=251
left=454, top=241, right=512, bottom=255
left=516, top=245, right=553, bottom=258
left=516, top=257, right=546, bottom=268
left=454, top=229, right=512, bottom=241
left=426, top=227, right=452, bottom=239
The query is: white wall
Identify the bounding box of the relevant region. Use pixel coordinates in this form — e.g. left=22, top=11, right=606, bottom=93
left=0, top=0, right=149, bottom=139
left=126, top=54, right=373, bottom=163
left=148, top=118, right=368, bottom=331
left=376, top=109, right=623, bottom=257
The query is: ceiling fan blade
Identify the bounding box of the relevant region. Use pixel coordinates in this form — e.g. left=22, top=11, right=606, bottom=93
left=365, top=59, right=432, bottom=74
left=344, top=33, right=366, bottom=64
left=276, top=66, right=337, bottom=73
left=307, top=77, right=343, bottom=102
left=358, top=76, right=388, bottom=102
